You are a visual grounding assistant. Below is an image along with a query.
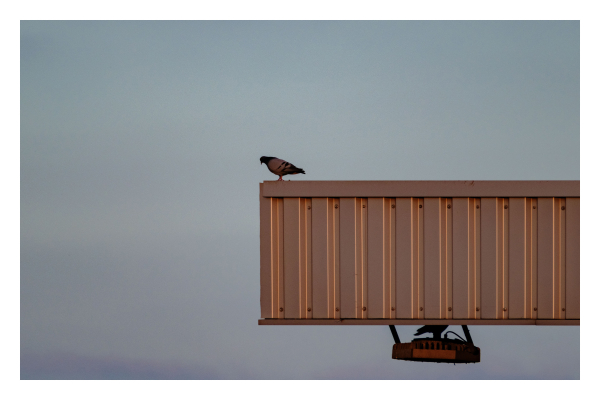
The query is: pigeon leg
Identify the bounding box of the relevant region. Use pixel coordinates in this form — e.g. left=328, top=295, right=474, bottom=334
left=277, top=176, right=283, bottom=181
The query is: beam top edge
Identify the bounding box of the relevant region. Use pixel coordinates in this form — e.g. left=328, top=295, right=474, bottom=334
left=261, top=180, right=580, bottom=198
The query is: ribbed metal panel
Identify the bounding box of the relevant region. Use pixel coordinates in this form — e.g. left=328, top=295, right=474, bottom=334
left=259, top=181, right=580, bottom=324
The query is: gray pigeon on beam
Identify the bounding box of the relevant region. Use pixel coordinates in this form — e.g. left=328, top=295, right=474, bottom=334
left=260, top=156, right=305, bottom=181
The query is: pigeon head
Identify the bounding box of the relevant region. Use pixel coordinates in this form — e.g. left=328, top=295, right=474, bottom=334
left=260, top=156, right=274, bottom=165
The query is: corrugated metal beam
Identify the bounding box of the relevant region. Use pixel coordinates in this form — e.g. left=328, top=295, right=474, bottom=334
left=259, top=182, right=580, bottom=325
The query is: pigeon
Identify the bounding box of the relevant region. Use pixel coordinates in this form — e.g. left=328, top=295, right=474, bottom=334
left=414, top=325, right=449, bottom=340
left=260, top=156, right=305, bottom=181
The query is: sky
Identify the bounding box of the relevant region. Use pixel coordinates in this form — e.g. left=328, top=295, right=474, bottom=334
left=19, top=20, right=581, bottom=382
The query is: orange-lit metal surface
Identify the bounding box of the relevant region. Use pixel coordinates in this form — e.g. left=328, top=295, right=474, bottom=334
left=259, top=181, right=580, bottom=325
left=392, top=339, right=481, bottom=364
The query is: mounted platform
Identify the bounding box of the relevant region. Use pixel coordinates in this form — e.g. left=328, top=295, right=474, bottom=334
left=393, top=339, right=481, bottom=364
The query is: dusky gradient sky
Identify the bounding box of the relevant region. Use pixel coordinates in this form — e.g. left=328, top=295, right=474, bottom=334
left=19, top=18, right=583, bottom=384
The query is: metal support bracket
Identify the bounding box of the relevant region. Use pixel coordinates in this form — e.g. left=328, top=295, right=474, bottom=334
left=389, top=325, right=401, bottom=344
left=461, top=325, right=474, bottom=344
